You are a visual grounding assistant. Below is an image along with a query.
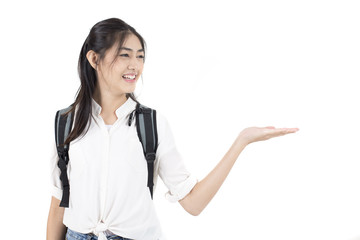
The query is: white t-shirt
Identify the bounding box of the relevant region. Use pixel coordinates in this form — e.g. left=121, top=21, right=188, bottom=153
left=50, top=97, right=198, bottom=240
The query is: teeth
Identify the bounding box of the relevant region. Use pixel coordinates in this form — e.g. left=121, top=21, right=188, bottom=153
left=123, top=74, right=136, bottom=80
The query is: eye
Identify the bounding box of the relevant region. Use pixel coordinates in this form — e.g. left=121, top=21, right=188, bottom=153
left=119, top=54, right=129, bottom=57
left=137, top=55, right=145, bottom=59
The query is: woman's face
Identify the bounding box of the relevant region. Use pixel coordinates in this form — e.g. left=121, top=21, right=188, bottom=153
left=96, top=34, right=144, bottom=97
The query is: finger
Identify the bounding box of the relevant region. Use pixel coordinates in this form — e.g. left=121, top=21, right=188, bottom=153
left=269, top=128, right=298, bottom=137
left=273, top=127, right=299, bottom=132
left=284, top=128, right=299, bottom=133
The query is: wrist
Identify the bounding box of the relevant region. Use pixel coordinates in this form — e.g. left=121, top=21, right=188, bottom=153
left=235, top=133, right=250, bottom=147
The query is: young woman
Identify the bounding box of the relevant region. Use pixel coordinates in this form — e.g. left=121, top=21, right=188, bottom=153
left=46, top=18, right=299, bottom=240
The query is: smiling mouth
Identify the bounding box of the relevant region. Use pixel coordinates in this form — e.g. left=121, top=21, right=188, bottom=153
left=122, top=74, right=137, bottom=83
left=122, top=74, right=136, bottom=80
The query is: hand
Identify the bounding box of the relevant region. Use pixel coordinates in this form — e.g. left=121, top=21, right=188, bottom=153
left=238, top=126, right=299, bottom=145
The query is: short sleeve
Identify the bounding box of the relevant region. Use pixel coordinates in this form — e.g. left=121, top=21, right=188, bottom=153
left=156, top=112, right=198, bottom=202
left=49, top=122, right=63, bottom=201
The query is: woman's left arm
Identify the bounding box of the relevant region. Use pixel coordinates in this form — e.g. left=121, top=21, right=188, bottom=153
left=179, top=126, right=299, bottom=216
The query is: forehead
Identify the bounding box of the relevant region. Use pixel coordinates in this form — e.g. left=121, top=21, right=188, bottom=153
left=121, top=34, right=142, bottom=50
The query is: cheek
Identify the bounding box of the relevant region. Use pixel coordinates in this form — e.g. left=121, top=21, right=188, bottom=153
left=97, top=63, right=112, bottom=77
left=113, top=62, right=128, bottom=74
left=103, top=65, right=123, bottom=81
left=137, top=62, right=144, bottom=74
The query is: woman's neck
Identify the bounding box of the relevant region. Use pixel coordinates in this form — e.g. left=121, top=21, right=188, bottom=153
left=92, top=89, right=128, bottom=125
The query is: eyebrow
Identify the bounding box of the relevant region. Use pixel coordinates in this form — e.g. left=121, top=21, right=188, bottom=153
left=120, top=47, right=144, bottom=52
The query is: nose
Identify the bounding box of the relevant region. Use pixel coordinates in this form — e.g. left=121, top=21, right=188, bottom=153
left=128, top=56, right=140, bottom=70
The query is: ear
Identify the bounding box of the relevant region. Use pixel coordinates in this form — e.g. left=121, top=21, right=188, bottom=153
left=86, top=50, right=99, bottom=69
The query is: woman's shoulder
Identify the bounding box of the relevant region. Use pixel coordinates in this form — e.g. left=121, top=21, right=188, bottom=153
left=137, top=102, right=168, bottom=126
left=153, top=109, right=176, bottom=143
left=135, top=102, right=175, bottom=138
left=154, top=110, right=167, bottom=124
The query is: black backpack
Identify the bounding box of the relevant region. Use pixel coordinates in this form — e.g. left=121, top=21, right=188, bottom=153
left=54, top=103, right=158, bottom=208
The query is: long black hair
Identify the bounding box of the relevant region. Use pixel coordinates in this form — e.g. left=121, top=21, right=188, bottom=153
left=63, top=18, right=146, bottom=145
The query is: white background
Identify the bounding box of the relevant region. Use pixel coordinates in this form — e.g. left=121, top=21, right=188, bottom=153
left=0, top=0, right=359, bottom=239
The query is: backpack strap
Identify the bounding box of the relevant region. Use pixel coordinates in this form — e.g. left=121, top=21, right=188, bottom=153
left=54, top=105, right=74, bottom=208
left=134, top=103, right=158, bottom=199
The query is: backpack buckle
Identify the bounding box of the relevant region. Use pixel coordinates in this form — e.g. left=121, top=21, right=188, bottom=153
left=145, top=153, right=156, bottom=162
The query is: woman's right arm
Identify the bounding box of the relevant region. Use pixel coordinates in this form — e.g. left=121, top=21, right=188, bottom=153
left=46, top=196, right=67, bottom=240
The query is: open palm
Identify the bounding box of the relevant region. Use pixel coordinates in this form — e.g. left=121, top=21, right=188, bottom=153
left=239, top=126, right=299, bottom=144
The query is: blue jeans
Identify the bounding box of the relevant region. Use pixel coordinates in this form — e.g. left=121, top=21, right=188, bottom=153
left=65, top=228, right=132, bottom=240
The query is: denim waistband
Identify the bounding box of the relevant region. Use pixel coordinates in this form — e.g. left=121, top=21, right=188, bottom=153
left=66, top=228, right=132, bottom=240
